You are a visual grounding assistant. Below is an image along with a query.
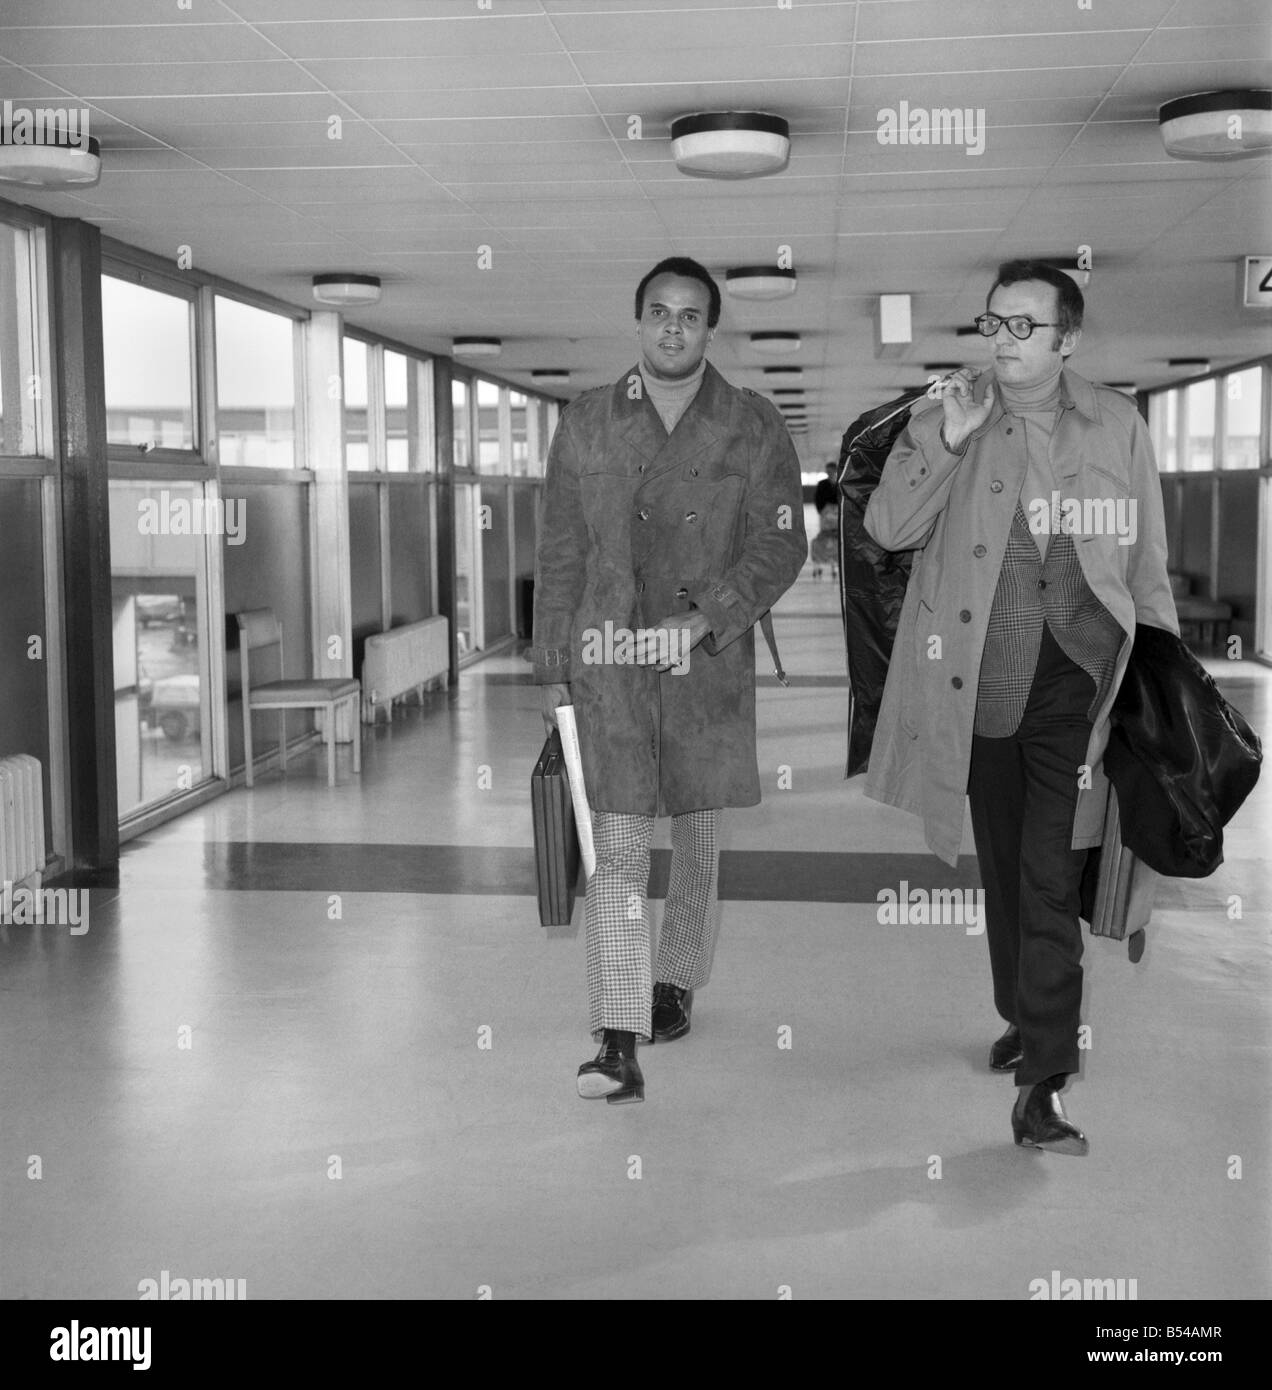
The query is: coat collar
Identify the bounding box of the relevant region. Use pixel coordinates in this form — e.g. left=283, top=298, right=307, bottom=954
left=963, top=363, right=1101, bottom=445
left=609, top=358, right=732, bottom=469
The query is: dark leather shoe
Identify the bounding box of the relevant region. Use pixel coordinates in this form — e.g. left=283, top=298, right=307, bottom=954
left=989, top=1023, right=1023, bottom=1072
left=651, top=982, right=692, bottom=1043
left=577, top=1036, right=644, bottom=1104
left=1012, top=1074, right=1088, bottom=1156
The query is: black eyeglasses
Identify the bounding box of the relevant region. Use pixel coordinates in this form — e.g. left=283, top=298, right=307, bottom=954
left=974, top=313, right=1058, bottom=340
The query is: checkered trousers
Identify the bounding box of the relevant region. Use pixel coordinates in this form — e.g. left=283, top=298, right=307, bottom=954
left=975, top=503, right=1124, bottom=737
left=585, top=809, right=720, bottom=1041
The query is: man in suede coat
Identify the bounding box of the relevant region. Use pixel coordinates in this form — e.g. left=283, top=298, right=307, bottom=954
left=534, top=257, right=806, bottom=1103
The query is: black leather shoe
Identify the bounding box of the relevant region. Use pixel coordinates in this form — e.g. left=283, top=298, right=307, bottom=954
left=989, top=1023, right=1023, bottom=1072
left=577, top=1036, right=644, bottom=1104
left=651, top=983, right=692, bottom=1043
left=1012, top=1074, right=1088, bottom=1156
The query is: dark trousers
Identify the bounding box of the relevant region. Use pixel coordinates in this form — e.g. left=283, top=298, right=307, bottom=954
left=967, top=624, right=1094, bottom=1086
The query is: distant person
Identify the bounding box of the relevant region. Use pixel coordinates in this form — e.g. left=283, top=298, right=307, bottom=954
left=863, top=260, right=1177, bottom=1154
left=811, top=461, right=840, bottom=580
left=533, top=257, right=806, bottom=1104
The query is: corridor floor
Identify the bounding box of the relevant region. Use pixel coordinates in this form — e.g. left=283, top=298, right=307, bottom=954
left=2, top=570, right=1268, bottom=1300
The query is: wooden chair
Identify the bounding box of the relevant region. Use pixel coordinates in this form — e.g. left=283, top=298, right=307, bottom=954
left=235, top=609, right=362, bottom=788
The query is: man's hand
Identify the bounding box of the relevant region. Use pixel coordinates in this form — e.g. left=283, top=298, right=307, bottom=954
left=937, top=367, right=995, bottom=452
left=632, top=610, right=711, bottom=672
left=540, top=682, right=571, bottom=737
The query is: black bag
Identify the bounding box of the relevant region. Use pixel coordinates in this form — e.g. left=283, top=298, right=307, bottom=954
left=1103, top=624, right=1262, bottom=878
left=530, top=729, right=581, bottom=925
left=835, top=388, right=928, bottom=775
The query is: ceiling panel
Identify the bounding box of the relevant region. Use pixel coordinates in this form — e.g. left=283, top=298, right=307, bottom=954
left=1, top=0, right=1266, bottom=466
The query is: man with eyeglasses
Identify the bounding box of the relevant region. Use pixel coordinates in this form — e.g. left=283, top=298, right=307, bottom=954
left=863, top=259, right=1177, bottom=1154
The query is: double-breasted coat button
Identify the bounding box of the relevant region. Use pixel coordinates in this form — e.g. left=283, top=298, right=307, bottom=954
left=990, top=480, right=1003, bottom=493
left=684, top=511, right=697, bottom=522
left=638, top=507, right=650, bottom=521
left=1038, top=579, right=1047, bottom=589
left=973, top=544, right=987, bottom=557
left=959, top=610, right=971, bottom=622
left=690, top=467, right=699, bottom=476
left=951, top=677, right=963, bottom=689
left=1005, top=426, right=1014, bottom=435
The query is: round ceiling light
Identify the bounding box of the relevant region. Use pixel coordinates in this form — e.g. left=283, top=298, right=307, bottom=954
left=453, top=337, right=502, bottom=358
left=312, top=274, right=381, bottom=307
left=0, top=133, right=100, bottom=188
left=670, top=112, right=790, bottom=178
left=750, top=332, right=801, bottom=355
left=1160, top=90, right=1272, bottom=160
left=726, top=266, right=798, bottom=300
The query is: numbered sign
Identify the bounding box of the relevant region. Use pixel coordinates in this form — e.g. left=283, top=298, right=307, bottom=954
left=1242, top=256, right=1272, bottom=309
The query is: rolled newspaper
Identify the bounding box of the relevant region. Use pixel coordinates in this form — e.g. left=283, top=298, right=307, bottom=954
left=554, top=705, right=596, bottom=880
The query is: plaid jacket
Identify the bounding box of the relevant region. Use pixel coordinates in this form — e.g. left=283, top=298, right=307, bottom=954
left=974, top=502, right=1125, bottom=737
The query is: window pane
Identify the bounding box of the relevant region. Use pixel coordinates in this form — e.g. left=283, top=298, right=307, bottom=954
left=109, top=480, right=211, bottom=817
left=415, top=360, right=436, bottom=473
left=385, top=349, right=414, bottom=473
left=477, top=377, right=501, bottom=473
left=1150, top=391, right=1176, bottom=472
left=0, top=222, right=43, bottom=456
left=510, top=390, right=529, bottom=476
left=1223, top=368, right=1262, bottom=469
left=102, top=276, right=195, bottom=452
left=1184, top=379, right=1216, bottom=471
left=344, top=337, right=370, bottom=471
left=452, top=378, right=471, bottom=471
left=214, top=297, right=296, bottom=468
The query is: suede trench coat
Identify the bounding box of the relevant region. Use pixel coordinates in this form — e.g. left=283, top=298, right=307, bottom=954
left=532, top=360, right=807, bottom=817
left=863, top=367, right=1179, bottom=867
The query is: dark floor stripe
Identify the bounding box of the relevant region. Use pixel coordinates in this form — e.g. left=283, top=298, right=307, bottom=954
left=124, top=840, right=983, bottom=901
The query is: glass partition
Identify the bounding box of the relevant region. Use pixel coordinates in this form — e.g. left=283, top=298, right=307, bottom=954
left=102, top=276, right=195, bottom=453
left=214, top=296, right=297, bottom=468
left=343, top=336, right=370, bottom=471
left=1223, top=367, right=1262, bottom=469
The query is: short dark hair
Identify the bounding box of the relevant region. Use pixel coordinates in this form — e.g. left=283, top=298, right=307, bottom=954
left=989, top=259, right=1084, bottom=345
left=635, top=257, right=721, bottom=328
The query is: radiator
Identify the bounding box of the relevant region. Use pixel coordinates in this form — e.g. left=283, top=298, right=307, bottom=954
left=361, top=617, right=450, bottom=724
left=0, top=754, right=46, bottom=892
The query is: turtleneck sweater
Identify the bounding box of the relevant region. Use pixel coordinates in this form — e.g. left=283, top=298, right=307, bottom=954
left=997, top=365, right=1064, bottom=558
left=639, top=358, right=706, bottom=435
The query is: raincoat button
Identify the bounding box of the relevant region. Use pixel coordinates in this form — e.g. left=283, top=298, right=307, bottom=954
left=951, top=677, right=963, bottom=690
left=960, top=610, right=971, bottom=622
left=973, top=544, right=986, bottom=557
left=684, top=511, right=697, bottom=522
left=990, top=480, right=1003, bottom=493
left=1005, top=427, right=1014, bottom=435
left=638, top=508, right=650, bottom=521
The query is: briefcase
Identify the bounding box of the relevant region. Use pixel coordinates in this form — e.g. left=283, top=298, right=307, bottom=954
left=1080, top=787, right=1158, bottom=960
left=531, top=729, right=581, bottom=927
